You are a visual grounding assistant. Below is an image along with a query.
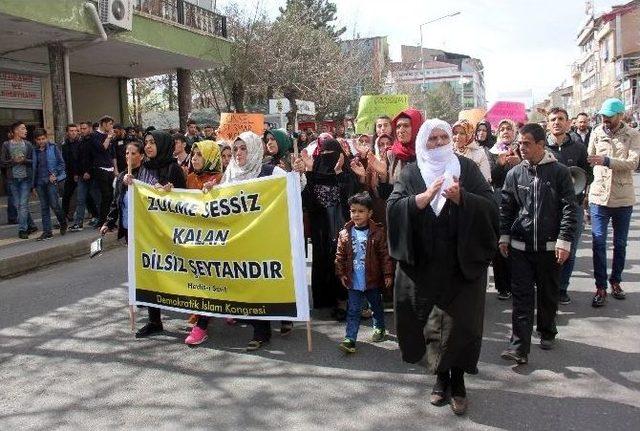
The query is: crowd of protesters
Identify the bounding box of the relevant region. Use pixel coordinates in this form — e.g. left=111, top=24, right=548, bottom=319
left=1, top=96, right=638, bottom=416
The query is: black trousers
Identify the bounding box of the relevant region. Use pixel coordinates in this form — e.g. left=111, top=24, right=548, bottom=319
left=148, top=306, right=161, bottom=323
left=62, top=178, right=77, bottom=220
left=249, top=320, right=272, bottom=342
left=509, top=249, right=559, bottom=354
left=93, top=169, right=114, bottom=225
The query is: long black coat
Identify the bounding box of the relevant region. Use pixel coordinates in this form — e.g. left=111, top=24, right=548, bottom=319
left=387, top=156, right=498, bottom=372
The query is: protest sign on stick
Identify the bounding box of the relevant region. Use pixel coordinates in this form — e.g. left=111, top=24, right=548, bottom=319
left=127, top=174, right=311, bottom=347
left=217, top=113, right=265, bottom=140
left=354, top=95, right=409, bottom=134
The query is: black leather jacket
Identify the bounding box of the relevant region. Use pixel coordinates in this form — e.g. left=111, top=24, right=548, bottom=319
left=500, top=151, right=577, bottom=252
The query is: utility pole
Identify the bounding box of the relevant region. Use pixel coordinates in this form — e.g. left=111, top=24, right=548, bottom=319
left=419, top=12, right=461, bottom=89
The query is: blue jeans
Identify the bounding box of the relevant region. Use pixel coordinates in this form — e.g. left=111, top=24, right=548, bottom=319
left=559, top=205, right=585, bottom=293
left=345, top=288, right=385, bottom=342
left=73, top=178, right=99, bottom=226
left=9, top=177, right=31, bottom=232
left=590, top=204, right=633, bottom=289
left=36, top=182, right=65, bottom=233
left=5, top=180, right=17, bottom=222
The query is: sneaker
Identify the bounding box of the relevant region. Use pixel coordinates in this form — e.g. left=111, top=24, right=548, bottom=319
left=339, top=338, right=356, bottom=354
left=18, top=231, right=29, bottom=239
left=360, top=308, right=373, bottom=319
left=539, top=338, right=555, bottom=350
left=27, top=226, right=38, bottom=235
left=135, top=322, right=163, bottom=338
left=371, top=328, right=386, bottom=342
left=59, top=222, right=68, bottom=236
left=246, top=339, right=267, bottom=351
left=501, top=348, right=528, bottom=364
left=610, top=282, right=626, bottom=300
left=558, top=292, right=572, bottom=305
left=69, top=224, right=84, bottom=232
left=497, top=291, right=512, bottom=300
left=185, top=326, right=208, bottom=345
left=88, top=218, right=99, bottom=227
left=36, top=232, right=53, bottom=241
left=592, top=288, right=607, bottom=307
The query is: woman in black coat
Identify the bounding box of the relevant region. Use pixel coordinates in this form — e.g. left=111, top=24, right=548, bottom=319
left=133, top=130, right=187, bottom=338
left=387, top=119, right=498, bottom=416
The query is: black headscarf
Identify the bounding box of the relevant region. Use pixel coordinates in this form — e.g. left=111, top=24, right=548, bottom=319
left=474, top=120, right=495, bottom=149
left=312, top=138, right=342, bottom=184
left=143, top=130, right=175, bottom=171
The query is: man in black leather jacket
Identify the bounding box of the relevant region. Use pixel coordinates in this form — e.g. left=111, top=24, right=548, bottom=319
left=499, top=123, right=577, bottom=364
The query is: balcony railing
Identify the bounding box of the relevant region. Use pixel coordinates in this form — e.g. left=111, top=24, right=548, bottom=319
left=135, top=0, right=227, bottom=38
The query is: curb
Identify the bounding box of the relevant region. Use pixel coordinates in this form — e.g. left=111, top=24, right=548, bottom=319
left=0, top=233, right=122, bottom=279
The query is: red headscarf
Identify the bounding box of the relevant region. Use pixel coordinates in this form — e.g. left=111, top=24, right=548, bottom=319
left=391, top=108, right=424, bottom=162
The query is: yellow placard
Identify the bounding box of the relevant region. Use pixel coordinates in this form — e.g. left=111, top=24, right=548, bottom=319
left=127, top=174, right=309, bottom=320
left=354, top=94, right=409, bottom=134
left=217, top=113, right=265, bottom=140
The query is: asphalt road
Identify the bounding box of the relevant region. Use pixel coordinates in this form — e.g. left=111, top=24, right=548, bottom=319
left=1, top=214, right=640, bottom=430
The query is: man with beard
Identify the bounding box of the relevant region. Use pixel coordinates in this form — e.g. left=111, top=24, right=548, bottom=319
left=588, top=98, right=640, bottom=307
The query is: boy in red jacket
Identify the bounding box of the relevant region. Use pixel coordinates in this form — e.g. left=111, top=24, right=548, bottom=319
left=335, top=192, right=394, bottom=353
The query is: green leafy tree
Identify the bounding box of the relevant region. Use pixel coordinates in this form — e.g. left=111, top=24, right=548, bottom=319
left=424, top=82, right=462, bottom=124
left=278, top=0, right=346, bottom=40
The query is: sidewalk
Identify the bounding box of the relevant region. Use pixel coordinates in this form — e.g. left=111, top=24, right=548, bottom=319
left=0, top=195, right=121, bottom=279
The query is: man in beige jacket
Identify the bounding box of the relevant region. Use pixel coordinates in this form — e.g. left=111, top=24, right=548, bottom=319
left=587, top=98, right=640, bottom=307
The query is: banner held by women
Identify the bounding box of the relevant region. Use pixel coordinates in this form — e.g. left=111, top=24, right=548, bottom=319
left=127, top=173, right=309, bottom=321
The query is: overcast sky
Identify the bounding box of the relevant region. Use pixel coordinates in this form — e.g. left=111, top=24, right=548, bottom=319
left=216, top=0, right=623, bottom=107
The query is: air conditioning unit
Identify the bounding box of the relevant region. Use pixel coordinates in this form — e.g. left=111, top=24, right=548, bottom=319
left=98, top=0, right=133, bottom=31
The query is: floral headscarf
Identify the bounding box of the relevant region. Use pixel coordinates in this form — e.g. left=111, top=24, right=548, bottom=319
left=192, top=140, right=221, bottom=174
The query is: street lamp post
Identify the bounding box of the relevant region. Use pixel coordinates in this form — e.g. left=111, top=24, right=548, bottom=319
left=419, top=11, right=461, bottom=89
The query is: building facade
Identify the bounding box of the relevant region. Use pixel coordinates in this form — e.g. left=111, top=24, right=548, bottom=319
left=385, top=45, right=486, bottom=110
left=570, top=0, right=640, bottom=116
left=0, top=0, right=230, bottom=144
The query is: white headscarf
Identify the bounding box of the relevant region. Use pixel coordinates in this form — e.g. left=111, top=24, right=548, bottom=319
left=415, top=118, right=461, bottom=216
left=222, top=131, right=264, bottom=184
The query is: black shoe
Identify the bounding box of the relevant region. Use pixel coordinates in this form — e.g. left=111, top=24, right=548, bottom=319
left=610, top=282, right=626, bottom=300
left=18, top=231, right=29, bottom=239
left=430, top=372, right=450, bottom=406
left=7, top=219, right=17, bottom=225
left=135, top=322, right=163, bottom=338
left=69, top=224, right=84, bottom=232
left=497, top=291, right=512, bottom=300
left=36, top=232, right=53, bottom=241
left=539, top=338, right=555, bottom=350
left=592, top=288, right=607, bottom=307
left=27, top=226, right=38, bottom=234
left=559, top=292, right=571, bottom=305
left=501, top=348, right=528, bottom=364
left=59, top=222, right=68, bottom=236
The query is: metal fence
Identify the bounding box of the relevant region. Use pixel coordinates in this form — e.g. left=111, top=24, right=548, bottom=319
left=134, top=0, right=227, bottom=38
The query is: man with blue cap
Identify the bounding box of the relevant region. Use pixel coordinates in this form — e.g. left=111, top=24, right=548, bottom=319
left=587, top=98, right=640, bottom=307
